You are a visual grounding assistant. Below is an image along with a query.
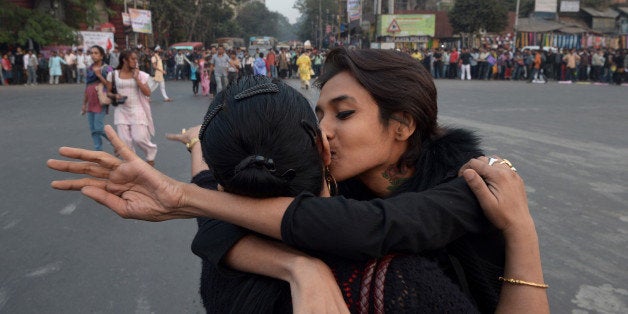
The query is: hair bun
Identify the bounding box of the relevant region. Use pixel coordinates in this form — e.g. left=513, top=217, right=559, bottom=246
left=235, top=155, right=275, bottom=174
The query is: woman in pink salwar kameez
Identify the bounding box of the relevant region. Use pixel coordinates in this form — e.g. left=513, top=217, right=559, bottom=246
left=107, top=50, right=158, bottom=166
left=200, top=56, right=210, bottom=97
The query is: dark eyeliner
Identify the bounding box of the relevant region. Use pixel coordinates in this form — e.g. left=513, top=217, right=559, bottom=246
left=336, top=110, right=355, bottom=119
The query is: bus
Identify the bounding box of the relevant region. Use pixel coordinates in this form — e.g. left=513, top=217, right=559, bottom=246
left=215, top=37, right=245, bottom=51
left=248, top=36, right=277, bottom=56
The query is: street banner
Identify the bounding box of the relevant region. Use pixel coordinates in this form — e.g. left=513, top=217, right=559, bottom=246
left=560, top=0, right=580, bottom=12
left=128, top=9, right=153, bottom=34
left=347, top=0, right=361, bottom=21
left=377, top=14, right=435, bottom=37
left=535, top=0, right=557, bottom=13
left=122, top=13, right=131, bottom=26
left=78, top=31, right=115, bottom=53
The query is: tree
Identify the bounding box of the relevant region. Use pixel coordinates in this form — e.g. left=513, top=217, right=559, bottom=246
left=0, top=0, right=77, bottom=46
left=448, top=0, right=508, bottom=34
left=236, top=2, right=278, bottom=41
left=294, top=0, right=337, bottom=43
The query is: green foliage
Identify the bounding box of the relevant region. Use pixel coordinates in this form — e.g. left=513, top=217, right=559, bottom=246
left=448, top=0, right=508, bottom=34
left=0, top=0, right=76, bottom=45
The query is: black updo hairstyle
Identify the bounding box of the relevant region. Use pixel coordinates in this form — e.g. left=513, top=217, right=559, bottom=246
left=199, top=75, right=323, bottom=198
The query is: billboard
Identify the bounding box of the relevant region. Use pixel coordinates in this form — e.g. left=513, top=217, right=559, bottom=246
left=78, top=31, right=115, bottom=53
left=377, top=14, right=435, bottom=37
left=128, top=9, right=152, bottom=34
left=560, top=0, right=580, bottom=12
left=347, top=0, right=362, bottom=21
left=535, top=0, right=557, bottom=13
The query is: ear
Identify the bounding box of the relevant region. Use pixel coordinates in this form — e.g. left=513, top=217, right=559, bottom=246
left=392, top=112, right=416, bottom=142
left=319, top=130, right=332, bottom=166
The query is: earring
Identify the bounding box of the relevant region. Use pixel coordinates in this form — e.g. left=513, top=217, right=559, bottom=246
left=325, top=166, right=338, bottom=196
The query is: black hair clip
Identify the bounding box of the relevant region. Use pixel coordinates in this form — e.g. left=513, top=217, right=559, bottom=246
left=234, top=155, right=276, bottom=174
left=234, top=83, right=279, bottom=100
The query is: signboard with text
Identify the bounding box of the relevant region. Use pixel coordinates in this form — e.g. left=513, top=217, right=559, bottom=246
left=377, top=14, right=435, bottom=37
left=78, top=31, right=115, bottom=52
left=128, top=9, right=152, bottom=34
left=347, top=0, right=362, bottom=21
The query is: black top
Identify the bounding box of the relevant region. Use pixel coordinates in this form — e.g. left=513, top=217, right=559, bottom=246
left=461, top=52, right=472, bottom=65
left=192, top=128, right=504, bottom=313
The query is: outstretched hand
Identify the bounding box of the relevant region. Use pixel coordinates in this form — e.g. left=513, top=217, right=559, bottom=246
left=47, top=125, right=189, bottom=221
left=459, top=156, right=533, bottom=235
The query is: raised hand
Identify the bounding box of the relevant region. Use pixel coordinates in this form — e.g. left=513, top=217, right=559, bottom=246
left=459, top=156, right=533, bottom=235
left=48, top=125, right=189, bottom=221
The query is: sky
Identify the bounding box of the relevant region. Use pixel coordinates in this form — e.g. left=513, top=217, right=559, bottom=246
left=266, top=0, right=300, bottom=24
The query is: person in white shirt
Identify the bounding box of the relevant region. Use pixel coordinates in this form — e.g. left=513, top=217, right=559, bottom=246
left=76, top=49, right=88, bottom=84
left=23, top=50, right=38, bottom=85
left=64, top=50, right=77, bottom=83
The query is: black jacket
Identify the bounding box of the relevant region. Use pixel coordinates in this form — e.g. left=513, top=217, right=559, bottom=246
left=192, top=128, right=503, bottom=313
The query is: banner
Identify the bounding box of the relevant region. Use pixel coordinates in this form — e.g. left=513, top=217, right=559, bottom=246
left=128, top=9, right=152, bottom=34
left=347, top=0, right=361, bottom=22
left=560, top=0, right=579, bottom=12
left=535, top=0, right=557, bottom=13
left=377, top=14, right=435, bottom=37
left=122, top=13, right=131, bottom=26
left=78, top=31, right=115, bottom=53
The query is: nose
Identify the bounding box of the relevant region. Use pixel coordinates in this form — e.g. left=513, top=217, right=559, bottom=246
left=318, top=118, right=334, bottom=140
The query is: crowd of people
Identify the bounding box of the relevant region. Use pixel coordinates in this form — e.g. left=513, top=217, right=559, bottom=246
left=0, top=46, right=123, bottom=86
left=407, top=46, right=628, bottom=85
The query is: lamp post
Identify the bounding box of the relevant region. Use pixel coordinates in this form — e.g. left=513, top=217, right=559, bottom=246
left=513, top=0, right=520, bottom=51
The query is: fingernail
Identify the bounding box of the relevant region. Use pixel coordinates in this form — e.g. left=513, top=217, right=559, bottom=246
left=463, top=170, right=475, bottom=181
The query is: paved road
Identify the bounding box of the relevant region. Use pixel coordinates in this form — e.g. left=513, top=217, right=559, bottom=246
left=0, top=79, right=626, bottom=313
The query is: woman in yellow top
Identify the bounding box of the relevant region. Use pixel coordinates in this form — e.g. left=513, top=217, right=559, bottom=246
left=296, top=50, right=312, bottom=90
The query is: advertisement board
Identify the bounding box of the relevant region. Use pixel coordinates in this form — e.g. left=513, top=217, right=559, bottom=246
left=535, top=0, right=557, bottom=13
left=347, top=0, right=362, bottom=21
left=78, top=31, right=115, bottom=53
left=560, top=0, right=580, bottom=12
left=377, top=14, right=435, bottom=37
left=128, top=9, right=153, bottom=34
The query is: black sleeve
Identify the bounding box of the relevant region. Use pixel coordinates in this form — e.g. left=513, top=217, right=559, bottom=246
left=190, top=170, right=250, bottom=275
left=281, top=177, right=490, bottom=261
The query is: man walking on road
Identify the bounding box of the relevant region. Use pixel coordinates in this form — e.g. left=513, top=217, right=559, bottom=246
left=149, top=46, right=173, bottom=102
left=210, top=46, right=230, bottom=93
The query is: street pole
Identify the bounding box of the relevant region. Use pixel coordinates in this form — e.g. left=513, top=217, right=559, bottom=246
left=124, top=0, right=128, bottom=49
left=318, top=0, right=322, bottom=49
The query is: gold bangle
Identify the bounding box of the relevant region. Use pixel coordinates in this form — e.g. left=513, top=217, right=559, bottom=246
left=499, top=276, right=548, bottom=289
left=186, top=138, right=200, bottom=152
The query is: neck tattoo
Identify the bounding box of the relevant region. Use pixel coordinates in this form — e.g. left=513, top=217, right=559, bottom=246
left=382, top=165, right=409, bottom=192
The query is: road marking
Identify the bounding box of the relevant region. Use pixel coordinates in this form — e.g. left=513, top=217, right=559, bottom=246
left=59, top=202, right=78, bottom=215
left=135, top=295, right=151, bottom=314
left=2, top=219, right=20, bottom=230
left=572, top=284, right=628, bottom=313
left=25, top=262, right=62, bottom=278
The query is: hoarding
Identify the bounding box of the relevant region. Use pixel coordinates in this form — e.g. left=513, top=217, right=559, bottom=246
left=535, top=0, right=557, bottom=13
left=128, top=9, right=152, bottom=34
left=377, top=14, right=435, bottom=37
left=78, top=31, right=115, bottom=53
left=347, top=0, right=362, bottom=21
left=560, top=0, right=580, bottom=12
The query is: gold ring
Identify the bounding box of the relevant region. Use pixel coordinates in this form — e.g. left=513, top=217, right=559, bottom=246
left=499, top=159, right=517, bottom=172
left=499, top=159, right=513, bottom=167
